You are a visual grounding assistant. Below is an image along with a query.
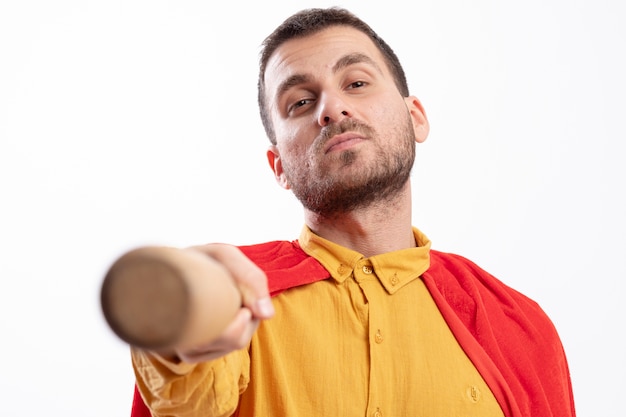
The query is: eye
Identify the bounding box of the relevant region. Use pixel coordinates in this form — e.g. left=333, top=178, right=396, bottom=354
left=347, top=80, right=366, bottom=89
left=294, top=99, right=310, bottom=108
left=287, top=98, right=314, bottom=115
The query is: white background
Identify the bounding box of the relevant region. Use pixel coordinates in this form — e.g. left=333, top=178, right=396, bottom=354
left=1, top=0, right=624, bottom=415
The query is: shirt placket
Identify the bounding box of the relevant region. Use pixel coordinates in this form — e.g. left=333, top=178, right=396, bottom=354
left=354, top=259, right=387, bottom=417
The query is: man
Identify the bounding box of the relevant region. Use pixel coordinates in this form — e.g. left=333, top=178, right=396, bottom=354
left=130, top=7, right=575, bottom=417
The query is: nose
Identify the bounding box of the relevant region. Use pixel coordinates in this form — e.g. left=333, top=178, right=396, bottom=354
left=317, top=93, right=351, bottom=126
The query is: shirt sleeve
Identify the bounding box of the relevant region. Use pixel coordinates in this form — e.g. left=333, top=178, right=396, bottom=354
left=131, top=347, right=249, bottom=417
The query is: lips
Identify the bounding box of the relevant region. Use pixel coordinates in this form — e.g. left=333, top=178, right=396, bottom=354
left=324, top=132, right=365, bottom=153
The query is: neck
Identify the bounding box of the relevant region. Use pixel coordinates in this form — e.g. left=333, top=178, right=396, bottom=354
left=303, top=183, right=415, bottom=258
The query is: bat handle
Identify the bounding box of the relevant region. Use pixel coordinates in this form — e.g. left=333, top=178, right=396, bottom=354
left=100, top=246, right=241, bottom=352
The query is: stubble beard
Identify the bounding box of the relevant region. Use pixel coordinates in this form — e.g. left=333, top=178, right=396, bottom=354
left=283, top=116, right=416, bottom=217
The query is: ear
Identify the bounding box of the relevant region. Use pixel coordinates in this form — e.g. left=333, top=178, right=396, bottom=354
left=404, top=96, right=429, bottom=143
left=266, top=145, right=291, bottom=190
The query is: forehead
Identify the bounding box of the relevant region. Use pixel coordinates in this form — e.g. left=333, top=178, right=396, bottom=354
left=263, top=25, right=388, bottom=93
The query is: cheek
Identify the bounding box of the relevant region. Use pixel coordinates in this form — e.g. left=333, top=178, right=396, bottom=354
left=275, top=121, right=317, bottom=157
left=273, top=118, right=301, bottom=145
left=364, top=93, right=402, bottom=122
left=281, top=142, right=308, bottom=168
left=377, top=99, right=411, bottom=133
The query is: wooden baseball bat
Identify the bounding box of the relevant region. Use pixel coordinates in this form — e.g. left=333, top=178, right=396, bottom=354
left=100, top=246, right=242, bottom=352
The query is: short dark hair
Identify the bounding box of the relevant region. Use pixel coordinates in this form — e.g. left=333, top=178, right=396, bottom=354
left=257, top=7, right=410, bottom=144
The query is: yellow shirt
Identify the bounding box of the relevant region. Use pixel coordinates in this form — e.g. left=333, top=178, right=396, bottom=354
left=132, top=227, right=504, bottom=417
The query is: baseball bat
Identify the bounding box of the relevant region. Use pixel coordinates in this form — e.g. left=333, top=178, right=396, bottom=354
left=100, top=246, right=241, bottom=352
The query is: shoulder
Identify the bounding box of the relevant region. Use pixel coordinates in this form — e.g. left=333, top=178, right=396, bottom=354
left=427, top=249, right=534, bottom=300
left=424, top=249, right=550, bottom=323
left=237, top=241, right=330, bottom=296
left=237, top=240, right=315, bottom=269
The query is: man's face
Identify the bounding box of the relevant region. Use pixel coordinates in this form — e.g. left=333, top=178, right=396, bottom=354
left=264, top=26, right=428, bottom=216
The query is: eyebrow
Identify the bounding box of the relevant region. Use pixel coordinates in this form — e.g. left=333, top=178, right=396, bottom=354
left=277, top=74, right=312, bottom=99
left=275, top=53, right=383, bottom=101
left=332, top=52, right=383, bottom=75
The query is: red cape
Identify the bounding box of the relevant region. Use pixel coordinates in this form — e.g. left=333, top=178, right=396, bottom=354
left=131, top=240, right=575, bottom=417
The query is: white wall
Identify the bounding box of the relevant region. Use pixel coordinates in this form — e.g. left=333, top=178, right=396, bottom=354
left=1, top=1, right=623, bottom=415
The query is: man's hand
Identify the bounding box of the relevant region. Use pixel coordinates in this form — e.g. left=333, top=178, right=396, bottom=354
left=172, top=243, right=275, bottom=363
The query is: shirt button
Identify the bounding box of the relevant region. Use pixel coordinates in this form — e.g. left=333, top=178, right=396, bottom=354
left=373, top=408, right=383, bottom=417
left=467, top=385, right=481, bottom=403
left=390, top=275, right=399, bottom=286
left=362, top=265, right=373, bottom=274
left=375, top=329, right=383, bottom=344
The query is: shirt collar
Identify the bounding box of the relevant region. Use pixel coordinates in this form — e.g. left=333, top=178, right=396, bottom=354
left=297, top=225, right=431, bottom=294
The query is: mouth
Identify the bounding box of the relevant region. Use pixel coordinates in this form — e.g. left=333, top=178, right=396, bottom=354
left=324, top=132, right=366, bottom=154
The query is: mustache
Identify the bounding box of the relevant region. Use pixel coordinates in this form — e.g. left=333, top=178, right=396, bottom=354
left=316, top=118, right=374, bottom=150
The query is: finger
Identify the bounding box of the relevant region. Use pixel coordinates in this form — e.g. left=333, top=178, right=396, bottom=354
left=176, top=308, right=259, bottom=363
left=189, top=244, right=275, bottom=319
